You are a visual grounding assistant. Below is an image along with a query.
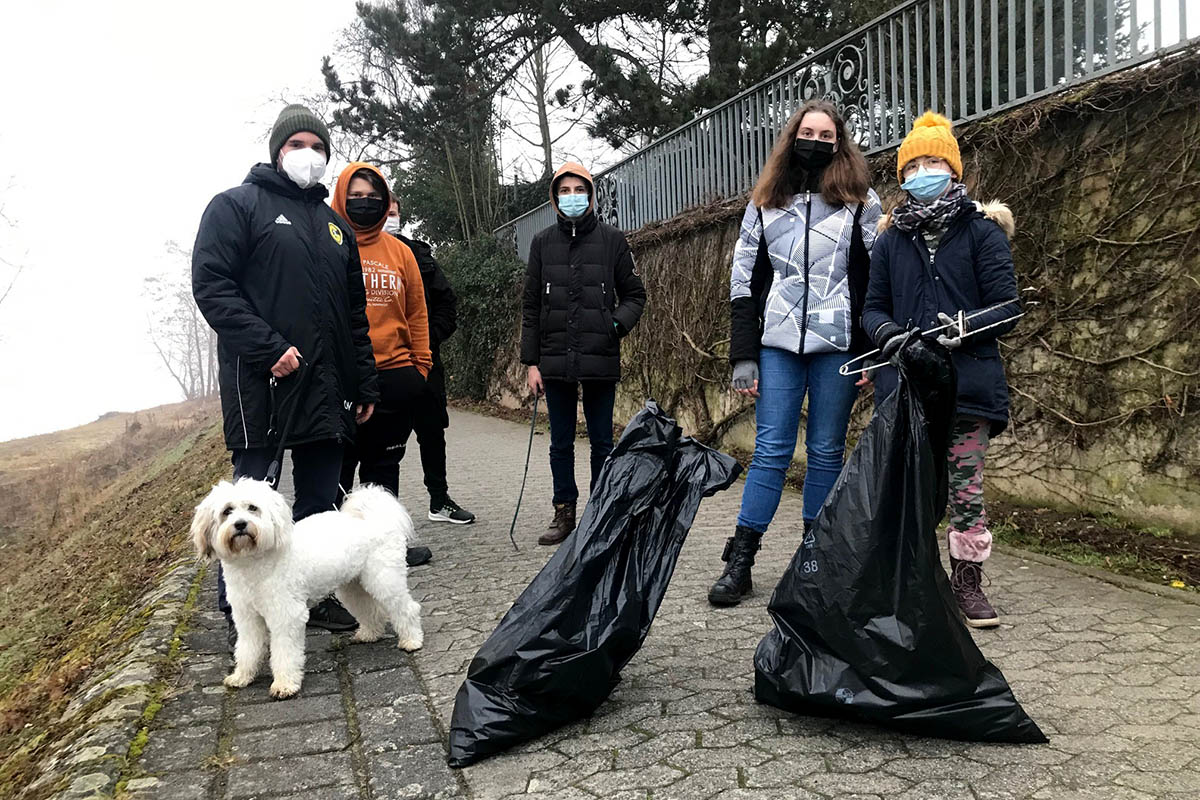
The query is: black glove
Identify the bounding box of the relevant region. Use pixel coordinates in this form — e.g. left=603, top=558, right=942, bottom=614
left=874, top=322, right=907, bottom=361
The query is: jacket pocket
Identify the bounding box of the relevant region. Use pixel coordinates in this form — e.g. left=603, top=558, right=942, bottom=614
left=601, top=306, right=619, bottom=347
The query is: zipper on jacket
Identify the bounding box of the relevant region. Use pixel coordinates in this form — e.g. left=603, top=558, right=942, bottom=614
left=235, top=355, right=249, bottom=445
left=601, top=281, right=606, bottom=307
left=572, top=222, right=576, bottom=238
left=798, top=192, right=813, bottom=351
left=546, top=282, right=550, bottom=295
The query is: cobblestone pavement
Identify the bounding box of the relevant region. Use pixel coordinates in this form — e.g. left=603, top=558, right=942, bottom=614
left=127, top=409, right=1200, bottom=800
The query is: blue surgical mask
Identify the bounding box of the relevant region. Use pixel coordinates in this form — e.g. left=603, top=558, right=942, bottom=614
left=558, top=193, right=589, bottom=218
left=901, top=165, right=953, bottom=202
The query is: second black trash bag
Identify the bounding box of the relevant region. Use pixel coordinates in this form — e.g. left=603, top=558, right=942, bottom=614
left=447, top=400, right=741, bottom=767
left=754, top=338, right=1047, bottom=744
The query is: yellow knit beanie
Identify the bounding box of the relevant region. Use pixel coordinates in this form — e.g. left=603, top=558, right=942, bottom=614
left=896, top=111, right=962, bottom=183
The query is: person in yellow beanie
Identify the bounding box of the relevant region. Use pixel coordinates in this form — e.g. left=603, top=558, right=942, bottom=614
left=862, top=111, right=1022, bottom=629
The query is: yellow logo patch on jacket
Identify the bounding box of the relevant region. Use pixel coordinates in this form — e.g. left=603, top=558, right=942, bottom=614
left=328, top=222, right=344, bottom=245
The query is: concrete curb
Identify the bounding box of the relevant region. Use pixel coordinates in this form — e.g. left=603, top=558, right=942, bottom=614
left=26, top=560, right=203, bottom=800
left=995, top=543, right=1200, bottom=607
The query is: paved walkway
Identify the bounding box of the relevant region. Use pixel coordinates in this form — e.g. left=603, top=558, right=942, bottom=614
left=128, top=410, right=1200, bottom=800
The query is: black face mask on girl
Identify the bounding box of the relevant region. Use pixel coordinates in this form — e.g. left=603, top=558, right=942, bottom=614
left=346, top=197, right=387, bottom=228
left=791, top=138, right=836, bottom=171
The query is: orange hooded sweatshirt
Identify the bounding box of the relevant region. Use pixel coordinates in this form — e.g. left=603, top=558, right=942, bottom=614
left=332, top=163, right=432, bottom=376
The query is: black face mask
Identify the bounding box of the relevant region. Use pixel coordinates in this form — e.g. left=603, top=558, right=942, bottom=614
left=346, top=197, right=387, bottom=228
left=791, top=138, right=836, bottom=170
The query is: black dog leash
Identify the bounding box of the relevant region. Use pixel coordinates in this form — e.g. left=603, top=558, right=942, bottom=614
left=506, top=394, right=540, bottom=552
left=264, top=359, right=312, bottom=491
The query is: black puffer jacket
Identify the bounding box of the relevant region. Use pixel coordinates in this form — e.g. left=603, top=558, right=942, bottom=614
left=396, top=234, right=457, bottom=401
left=520, top=210, right=646, bottom=382
left=192, top=163, right=379, bottom=450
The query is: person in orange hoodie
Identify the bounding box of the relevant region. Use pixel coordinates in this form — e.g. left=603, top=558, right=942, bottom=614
left=332, top=162, right=435, bottom=565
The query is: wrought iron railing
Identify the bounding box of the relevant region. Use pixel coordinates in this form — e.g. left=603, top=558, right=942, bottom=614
left=498, top=0, right=1197, bottom=262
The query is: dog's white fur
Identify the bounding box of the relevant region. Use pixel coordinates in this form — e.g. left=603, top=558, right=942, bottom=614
left=191, top=478, right=422, bottom=699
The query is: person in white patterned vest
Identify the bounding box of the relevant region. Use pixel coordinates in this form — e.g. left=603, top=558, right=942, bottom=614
left=710, top=99, right=882, bottom=607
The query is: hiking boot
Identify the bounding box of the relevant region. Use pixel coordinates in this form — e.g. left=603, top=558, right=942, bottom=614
left=950, top=557, right=1000, bottom=628
left=407, top=545, right=433, bottom=567
left=708, top=526, right=763, bottom=606
left=307, top=597, right=358, bottom=632
left=429, top=495, right=476, bottom=525
left=537, top=502, right=576, bottom=546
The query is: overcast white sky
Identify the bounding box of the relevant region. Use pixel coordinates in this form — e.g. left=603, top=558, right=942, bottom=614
left=0, top=0, right=625, bottom=444
left=1, top=1, right=1190, bottom=442
left=0, top=0, right=363, bottom=442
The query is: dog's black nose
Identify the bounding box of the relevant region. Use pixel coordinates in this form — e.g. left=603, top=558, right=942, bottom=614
left=234, top=520, right=248, bottom=532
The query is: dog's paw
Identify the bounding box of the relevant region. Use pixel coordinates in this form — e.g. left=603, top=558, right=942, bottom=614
left=269, top=678, right=302, bottom=700
left=351, top=628, right=384, bottom=644
left=397, top=633, right=424, bottom=652
left=223, top=672, right=254, bottom=689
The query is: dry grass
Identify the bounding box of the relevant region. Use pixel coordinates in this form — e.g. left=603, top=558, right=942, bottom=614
left=0, top=399, right=230, bottom=798
left=0, top=400, right=217, bottom=540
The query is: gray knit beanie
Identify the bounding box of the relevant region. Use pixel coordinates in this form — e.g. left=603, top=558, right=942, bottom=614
left=268, top=104, right=332, bottom=166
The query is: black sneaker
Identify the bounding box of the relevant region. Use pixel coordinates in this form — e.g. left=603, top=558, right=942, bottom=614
left=407, top=545, right=433, bottom=567
left=307, top=597, right=358, bottom=632
left=428, top=496, right=476, bottom=525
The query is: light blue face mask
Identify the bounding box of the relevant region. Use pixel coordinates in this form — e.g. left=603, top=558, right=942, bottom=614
left=558, top=193, right=589, bottom=218
left=901, top=165, right=953, bottom=202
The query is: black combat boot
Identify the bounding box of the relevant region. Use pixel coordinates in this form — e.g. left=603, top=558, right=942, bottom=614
left=707, top=526, right=763, bottom=606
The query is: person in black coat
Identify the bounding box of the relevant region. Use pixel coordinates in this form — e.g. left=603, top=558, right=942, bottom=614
left=192, top=104, right=378, bottom=640
left=862, top=112, right=1021, bottom=630
left=382, top=197, right=476, bottom=525
left=520, top=161, right=647, bottom=545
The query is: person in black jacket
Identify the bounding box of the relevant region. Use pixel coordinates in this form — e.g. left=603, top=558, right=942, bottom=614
left=384, top=196, right=476, bottom=525
left=862, top=112, right=1021, bottom=629
left=520, top=162, right=646, bottom=545
left=192, top=104, right=378, bottom=642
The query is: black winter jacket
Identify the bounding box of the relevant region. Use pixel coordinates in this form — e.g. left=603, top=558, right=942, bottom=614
left=192, top=164, right=379, bottom=450
left=396, top=234, right=457, bottom=401
left=862, top=200, right=1020, bottom=433
left=520, top=212, right=646, bottom=382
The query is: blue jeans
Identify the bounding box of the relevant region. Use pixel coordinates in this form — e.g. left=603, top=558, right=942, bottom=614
left=737, top=348, right=858, bottom=531
left=543, top=379, right=616, bottom=504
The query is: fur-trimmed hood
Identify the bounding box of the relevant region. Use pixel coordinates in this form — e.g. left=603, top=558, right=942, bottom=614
left=878, top=200, right=1015, bottom=238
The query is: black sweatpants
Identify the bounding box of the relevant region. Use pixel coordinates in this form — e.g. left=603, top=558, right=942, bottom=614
left=340, top=365, right=429, bottom=499
left=411, top=387, right=450, bottom=503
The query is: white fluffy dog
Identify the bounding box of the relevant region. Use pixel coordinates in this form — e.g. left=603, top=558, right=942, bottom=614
left=191, top=478, right=423, bottom=699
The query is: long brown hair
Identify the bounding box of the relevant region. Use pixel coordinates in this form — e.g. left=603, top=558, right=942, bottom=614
left=751, top=99, right=870, bottom=209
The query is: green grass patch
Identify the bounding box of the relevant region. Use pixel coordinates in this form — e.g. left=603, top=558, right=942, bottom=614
left=992, top=518, right=1193, bottom=590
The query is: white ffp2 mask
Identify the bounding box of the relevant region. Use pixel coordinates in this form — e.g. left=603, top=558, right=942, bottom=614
left=280, top=147, right=327, bottom=189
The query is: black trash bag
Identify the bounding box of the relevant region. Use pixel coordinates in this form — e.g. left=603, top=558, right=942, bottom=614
left=754, top=338, right=1047, bottom=744
left=448, top=400, right=741, bottom=767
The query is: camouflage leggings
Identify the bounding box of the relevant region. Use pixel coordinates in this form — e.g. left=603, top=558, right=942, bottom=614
left=946, top=416, right=992, bottom=562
